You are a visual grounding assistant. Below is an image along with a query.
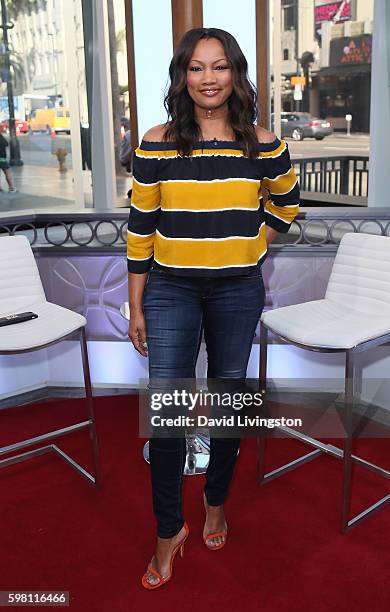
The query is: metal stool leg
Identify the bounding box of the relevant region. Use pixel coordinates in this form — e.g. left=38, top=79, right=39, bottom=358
left=341, top=348, right=355, bottom=532
left=142, top=433, right=210, bottom=474
left=80, top=326, right=101, bottom=487
left=255, top=325, right=390, bottom=531
left=0, top=328, right=100, bottom=486
left=256, top=436, right=267, bottom=485
left=259, top=323, right=268, bottom=396
left=257, top=324, right=268, bottom=484
left=120, top=301, right=211, bottom=475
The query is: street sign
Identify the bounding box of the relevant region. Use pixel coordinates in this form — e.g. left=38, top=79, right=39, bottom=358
left=345, top=113, right=352, bottom=136
left=291, top=75, right=306, bottom=86
left=293, top=84, right=303, bottom=100
left=0, top=68, right=10, bottom=82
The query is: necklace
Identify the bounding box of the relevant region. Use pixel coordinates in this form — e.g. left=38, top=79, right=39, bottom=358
left=206, top=109, right=213, bottom=119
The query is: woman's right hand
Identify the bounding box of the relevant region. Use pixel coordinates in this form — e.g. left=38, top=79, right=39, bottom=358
left=128, top=309, right=148, bottom=357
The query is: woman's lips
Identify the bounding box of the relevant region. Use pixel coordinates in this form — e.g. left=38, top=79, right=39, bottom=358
left=199, top=89, right=221, bottom=97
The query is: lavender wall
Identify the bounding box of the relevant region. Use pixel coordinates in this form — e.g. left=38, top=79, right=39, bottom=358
left=1, top=250, right=389, bottom=416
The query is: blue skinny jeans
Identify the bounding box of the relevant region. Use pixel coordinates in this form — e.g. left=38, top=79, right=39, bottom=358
left=142, top=267, right=265, bottom=538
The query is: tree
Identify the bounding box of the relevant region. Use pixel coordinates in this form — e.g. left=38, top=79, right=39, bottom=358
left=107, top=0, right=125, bottom=175
left=0, top=45, right=25, bottom=93
left=116, top=28, right=126, bottom=55
left=1, top=0, right=22, bottom=163
left=6, top=0, right=45, bottom=20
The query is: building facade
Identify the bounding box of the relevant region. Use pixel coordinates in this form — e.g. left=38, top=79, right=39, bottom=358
left=280, top=0, right=373, bottom=132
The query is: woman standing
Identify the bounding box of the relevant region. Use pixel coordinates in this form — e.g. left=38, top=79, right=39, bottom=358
left=127, top=28, right=299, bottom=590
left=0, top=133, right=16, bottom=192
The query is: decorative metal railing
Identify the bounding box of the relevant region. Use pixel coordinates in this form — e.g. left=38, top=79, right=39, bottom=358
left=292, top=156, right=369, bottom=197
left=0, top=208, right=389, bottom=251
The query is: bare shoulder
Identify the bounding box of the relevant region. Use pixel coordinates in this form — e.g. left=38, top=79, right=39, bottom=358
left=142, top=123, right=169, bottom=142
left=255, top=125, right=278, bottom=144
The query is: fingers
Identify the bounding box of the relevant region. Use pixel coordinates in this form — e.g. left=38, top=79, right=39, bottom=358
left=128, top=325, right=148, bottom=357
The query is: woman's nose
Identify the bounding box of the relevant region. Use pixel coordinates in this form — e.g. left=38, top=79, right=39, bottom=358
left=202, top=67, right=217, bottom=84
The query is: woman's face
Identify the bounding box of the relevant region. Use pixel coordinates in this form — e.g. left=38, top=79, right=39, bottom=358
left=186, top=38, right=233, bottom=111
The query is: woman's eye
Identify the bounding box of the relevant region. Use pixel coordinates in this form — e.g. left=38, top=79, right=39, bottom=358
left=189, top=66, right=201, bottom=72
left=216, top=65, right=229, bottom=70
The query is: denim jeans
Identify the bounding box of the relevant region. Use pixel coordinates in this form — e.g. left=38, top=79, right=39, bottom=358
left=142, top=267, right=265, bottom=538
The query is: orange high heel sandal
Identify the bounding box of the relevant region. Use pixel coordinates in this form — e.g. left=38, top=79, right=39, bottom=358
left=141, top=521, right=189, bottom=590
left=203, top=524, right=228, bottom=550
left=203, top=492, right=228, bottom=551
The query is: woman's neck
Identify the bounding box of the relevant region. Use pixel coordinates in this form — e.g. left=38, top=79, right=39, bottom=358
left=194, top=103, right=235, bottom=141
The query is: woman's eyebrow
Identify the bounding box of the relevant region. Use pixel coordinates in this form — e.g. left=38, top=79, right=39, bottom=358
left=189, top=57, right=228, bottom=64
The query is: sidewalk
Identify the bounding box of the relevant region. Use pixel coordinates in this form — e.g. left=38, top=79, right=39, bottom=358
left=330, top=132, right=370, bottom=139
left=0, top=163, right=131, bottom=214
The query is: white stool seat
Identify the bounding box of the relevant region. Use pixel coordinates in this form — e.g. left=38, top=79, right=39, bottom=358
left=0, top=235, right=86, bottom=352
left=262, top=232, right=390, bottom=349
left=261, top=299, right=390, bottom=349
left=0, top=300, right=86, bottom=352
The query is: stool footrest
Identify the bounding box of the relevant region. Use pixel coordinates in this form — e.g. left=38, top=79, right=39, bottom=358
left=0, top=420, right=92, bottom=456
left=257, top=427, right=389, bottom=532
left=258, top=449, right=322, bottom=483
left=346, top=493, right=390, bottom=531
left=272, top=427, right=390, bottom=478
left=0, top=442, right=97, bottom=485
left=52, top=444, right=96, bottom=484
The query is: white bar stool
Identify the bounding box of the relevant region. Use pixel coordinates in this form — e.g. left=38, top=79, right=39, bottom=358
left=257, top=232, right=390, bottom=532
left=120, top=301, right=210, bottom=475
left=0, top=236, right=100, bottom=486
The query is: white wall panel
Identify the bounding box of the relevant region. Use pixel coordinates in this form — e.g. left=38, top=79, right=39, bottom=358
left=368, top=0, right=390, bottom=206
left=2, top=341, right=390, bottom=418
left=47, top=341, right=149, bottom=387
left=0, top=351, right=49, bottom=401
left=132, top=0, right=173, bottom=139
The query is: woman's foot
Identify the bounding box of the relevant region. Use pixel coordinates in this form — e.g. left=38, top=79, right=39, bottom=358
left=203, top=491, right=228, bottom=549
left=143, top=523, right=188, bottom=587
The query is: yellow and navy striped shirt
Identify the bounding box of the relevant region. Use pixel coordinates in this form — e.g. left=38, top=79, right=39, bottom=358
left=127, top=137, right=299, bottom=277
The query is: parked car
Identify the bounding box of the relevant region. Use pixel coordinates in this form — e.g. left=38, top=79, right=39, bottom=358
left=28, top=107, right=71, bottom=134
left=0, top=119, right=29, bottom=134
left=272, top=112, right=333, bottom=141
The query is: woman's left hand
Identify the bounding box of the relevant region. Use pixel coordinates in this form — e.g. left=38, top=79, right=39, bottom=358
left=265, top=227, right=279, bottom=245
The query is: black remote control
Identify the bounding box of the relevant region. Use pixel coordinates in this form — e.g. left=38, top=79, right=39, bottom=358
left=0, top=312, right=39, bottom=327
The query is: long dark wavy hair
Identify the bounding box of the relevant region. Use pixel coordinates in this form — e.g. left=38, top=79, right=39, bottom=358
left=163, top=28, right=259, bottom=158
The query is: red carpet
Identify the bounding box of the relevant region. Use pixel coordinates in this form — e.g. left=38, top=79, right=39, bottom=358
left=0, top=395, right=388, bottom=611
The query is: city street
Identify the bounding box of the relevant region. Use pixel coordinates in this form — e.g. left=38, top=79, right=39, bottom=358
left=287, top=132, right=370, bottom=158
left=10, top=131, right=371, bottom=164
left=0, top=132, right=370, bottom=215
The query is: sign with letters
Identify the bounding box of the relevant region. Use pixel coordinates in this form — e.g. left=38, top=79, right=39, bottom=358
left=329, top=34, right=372, bottom=66
left=314, top=0, right=353, bottom=38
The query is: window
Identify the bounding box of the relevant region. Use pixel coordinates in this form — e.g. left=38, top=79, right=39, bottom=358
left=282, top=0, right=296, bottom=31
left=283, top=48, right=289, bottom=60
left=0, top=0, right=90, bottom=212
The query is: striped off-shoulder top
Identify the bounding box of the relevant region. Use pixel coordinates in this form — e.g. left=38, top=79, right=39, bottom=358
left=126, top=136, right=300, bottom=277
